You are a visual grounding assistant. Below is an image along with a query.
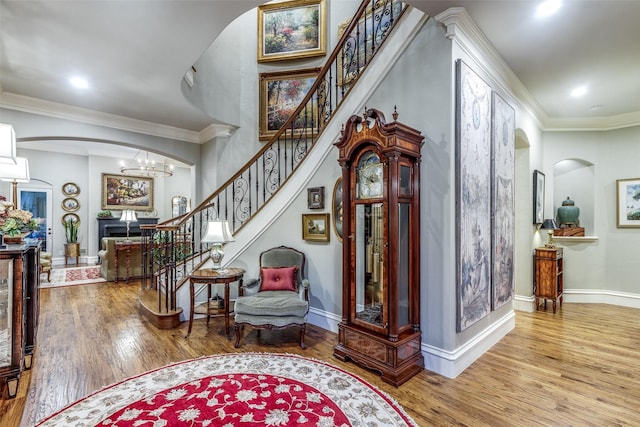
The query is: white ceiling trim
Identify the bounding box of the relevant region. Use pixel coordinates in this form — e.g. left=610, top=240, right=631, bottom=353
left=0, top=92, right=201, bottom=143
left=434, top=7, right=640, bottom=132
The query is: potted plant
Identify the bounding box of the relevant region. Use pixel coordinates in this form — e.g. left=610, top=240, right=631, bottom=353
left=63, top=218, right=80, bottom=265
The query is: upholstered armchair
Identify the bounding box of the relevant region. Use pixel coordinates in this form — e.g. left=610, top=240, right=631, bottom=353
left=234, top=246, right=310, bottom=349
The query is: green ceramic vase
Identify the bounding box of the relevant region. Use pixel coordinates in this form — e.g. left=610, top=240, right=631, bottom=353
left=557, top=197, right=580, bottom=226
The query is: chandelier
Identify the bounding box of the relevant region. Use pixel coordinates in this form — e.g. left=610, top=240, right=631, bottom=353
left=120, top=151, right=174, bottom=178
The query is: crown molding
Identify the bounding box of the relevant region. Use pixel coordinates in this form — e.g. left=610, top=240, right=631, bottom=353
left=199, top=122, right=238, bottom=142
left=0, top=92, right=201, bottom=143
left=434, top=7, right=640, bottom=132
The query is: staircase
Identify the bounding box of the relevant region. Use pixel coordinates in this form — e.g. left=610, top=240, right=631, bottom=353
left=138, top=0, right=417, bottom=328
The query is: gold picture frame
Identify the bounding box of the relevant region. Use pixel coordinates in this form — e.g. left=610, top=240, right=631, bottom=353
left=616, top=177, right=640, bottom=228
left=302, top=213, right=330, bottom=242
left=101, top=173, right=154, bottom=211
left=257, top=0, right=326, bottom=63
left=61, top=197, right=80, bottom=212
left=259, top=68, right=320, bottom=140
left=332, top=177, right=343, bottom=242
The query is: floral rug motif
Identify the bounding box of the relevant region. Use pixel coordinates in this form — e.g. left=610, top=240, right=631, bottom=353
left=41, top=265, right=106, bottom=289
left=35, top=353, right=417, bottom=427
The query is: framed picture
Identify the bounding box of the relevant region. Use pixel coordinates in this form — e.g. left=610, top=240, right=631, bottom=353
left=302, top=213, right=330, bottom=242
left=259, top=68, right=320, bottom=140
left=332, top=177, right=343, bottom=242
left=257, top=0, right=326, bottom=63
left=533, top=170, right=545, bottom=225
left=491, top=92, right=516, bottom=310
left=102, top=173, right=154, bottom=211
left=616, top=178, right=640, bottom=228
left=307, top=186, right=324, bottom=209
left=455, top=59, right=492, bottom=332
left=61, top=197, right=80, bottom=212
left=61, top=212, right=80, bottom=226
left=62, top=182, right=80, bottom=196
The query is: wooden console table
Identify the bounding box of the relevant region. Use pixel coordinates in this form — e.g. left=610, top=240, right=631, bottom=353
left=114, top=240, right=141, bottom=282
left=187, top=267, right=245, bottom=338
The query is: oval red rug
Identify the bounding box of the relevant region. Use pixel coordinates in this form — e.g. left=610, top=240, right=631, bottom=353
left=35, top=353, right=417, bottom=426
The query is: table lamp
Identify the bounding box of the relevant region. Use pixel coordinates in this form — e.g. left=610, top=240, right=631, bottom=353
left=0, top=123, right=17, bottom=165
left=202, top=220, right=235, bottom=270
left=120, top=209, right=137, bottom=242
left=540, top=218, right=558, bottom=248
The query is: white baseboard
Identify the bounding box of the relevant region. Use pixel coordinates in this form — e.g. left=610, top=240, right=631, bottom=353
left=562, top=289, right=640, bottom=308
left=421, top=311, right=515, bottom=378
left=515, top=290, right=640, bottom=310
left=308, top=307, right=516, bottom=379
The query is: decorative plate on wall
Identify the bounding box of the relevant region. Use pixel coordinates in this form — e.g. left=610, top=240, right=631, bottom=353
left=62, top=197, right=80, bottom=212
left=61, top=213, right=80, bottom=225
left=62, top=182, right=80, bottom=196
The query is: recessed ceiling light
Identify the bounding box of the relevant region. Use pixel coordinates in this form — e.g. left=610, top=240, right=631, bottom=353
left=69, top=77, right=89, bottom=89
left=571, top=86, right=587, bottom=97
left=537, top=0, right=562, bottom=17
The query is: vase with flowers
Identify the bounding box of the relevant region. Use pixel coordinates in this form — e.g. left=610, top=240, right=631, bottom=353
left=0, top=195, right=38, bottom=244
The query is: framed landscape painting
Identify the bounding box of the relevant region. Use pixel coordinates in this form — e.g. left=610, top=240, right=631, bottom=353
left=302, top=213, right=329, bottom=242
left=257, top=0, right=326, bottom=63
left=259, top=68, right=320, bottom=140
left=102, top=173, right=154, bottom=211
left=616, top=178, right=640, bottom=228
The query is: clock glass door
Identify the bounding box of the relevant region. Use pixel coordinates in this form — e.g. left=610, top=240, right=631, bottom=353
left=354, top=202, right=386, bottom=333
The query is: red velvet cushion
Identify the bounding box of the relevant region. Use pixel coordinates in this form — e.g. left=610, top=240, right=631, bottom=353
left=260, top=266, right=298, bottom=292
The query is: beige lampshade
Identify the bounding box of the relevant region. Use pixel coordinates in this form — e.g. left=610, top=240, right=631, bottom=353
left=0, top=123, right=17, bottom=165
left=119, top=210, right=138, bottom=223
left=0, top=157, right=30, bottom=182
left=202, top=220, right=234, bottom=244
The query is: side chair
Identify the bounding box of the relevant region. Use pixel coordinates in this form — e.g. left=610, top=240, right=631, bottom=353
left=234, top=245, right=310, bottom=349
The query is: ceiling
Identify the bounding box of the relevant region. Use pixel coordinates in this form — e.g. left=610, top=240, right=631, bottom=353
left=1, top=0, right=639, bottom=160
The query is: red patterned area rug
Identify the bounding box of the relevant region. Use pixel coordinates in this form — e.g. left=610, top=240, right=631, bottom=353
left=35, top=353, right=417, bottom=426
left=41, top=265, right=106, bottom=289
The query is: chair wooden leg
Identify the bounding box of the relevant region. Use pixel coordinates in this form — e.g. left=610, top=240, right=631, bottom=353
left=47, top=270, right=51, bottom=282
left=234, top=324, right=242, bottom=348
left=300, top=324, right=306, bottom=349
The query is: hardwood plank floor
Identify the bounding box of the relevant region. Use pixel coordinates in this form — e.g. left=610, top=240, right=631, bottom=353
left=1, top=279, right=639, bottom=426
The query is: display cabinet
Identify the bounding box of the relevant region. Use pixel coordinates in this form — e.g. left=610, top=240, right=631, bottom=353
left=0, top=247, right=25, bottom=399
left=333, top=108, right=424, bottom=386
left=24, top=243, right=41, bottom=369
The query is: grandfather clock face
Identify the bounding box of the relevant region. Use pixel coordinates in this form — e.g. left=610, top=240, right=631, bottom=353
left=357, top=151, right=383, bottom=199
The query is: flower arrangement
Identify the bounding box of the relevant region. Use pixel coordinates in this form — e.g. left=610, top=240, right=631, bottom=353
left=0, top=195, right=38, bottom=237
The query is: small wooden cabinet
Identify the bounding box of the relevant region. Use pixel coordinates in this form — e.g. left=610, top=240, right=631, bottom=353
left=534, top=247, right=563, bottom=313
left=333, top=108, right=424, bottom=386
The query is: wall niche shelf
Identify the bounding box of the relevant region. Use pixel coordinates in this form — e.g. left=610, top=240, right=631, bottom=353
left=554, top=236, right=599, bottom=243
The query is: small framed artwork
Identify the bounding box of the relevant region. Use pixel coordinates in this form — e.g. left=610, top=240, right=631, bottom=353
left=61, top=197, right=80, bottom=212
left=62, top=182, right=80, bottom=196
left=533, top=170, right=545, bottom=225
left=616, top=177, right=640, bottom=228
left=257, top=0, right=326, bottom=63
left=307, top=187, right=324, bottom=209
left=259, top=68, right=320, bottom=140
left=302, top=213, right=330, bottom=242
left=332, top=177, right=343, bottom=242
left=102, top=173, right=154, bottom=211
left=61, top=212, right=80, bottom=226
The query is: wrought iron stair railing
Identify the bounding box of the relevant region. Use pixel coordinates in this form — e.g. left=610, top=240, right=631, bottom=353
left=142, top=0, right=408, bottom=318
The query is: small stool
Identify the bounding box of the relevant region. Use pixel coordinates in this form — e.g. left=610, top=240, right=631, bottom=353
left=40, top=252, right=52, bottom=282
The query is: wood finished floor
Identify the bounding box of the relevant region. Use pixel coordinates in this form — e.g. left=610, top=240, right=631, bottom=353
left=1, top=278, right=639, bottom=426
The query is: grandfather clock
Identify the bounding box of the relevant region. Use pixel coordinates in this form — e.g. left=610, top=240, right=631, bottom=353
left=333, top=107, right=424, bottom=386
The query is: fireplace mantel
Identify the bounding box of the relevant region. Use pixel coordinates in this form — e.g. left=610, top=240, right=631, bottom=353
left=97, top=217, right=158, bottom=251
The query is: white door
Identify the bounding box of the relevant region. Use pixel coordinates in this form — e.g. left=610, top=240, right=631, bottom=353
left=18, top=182, right=53, bottom=253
